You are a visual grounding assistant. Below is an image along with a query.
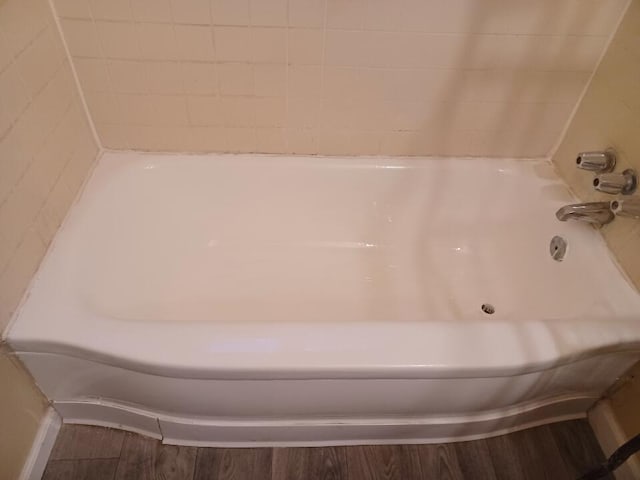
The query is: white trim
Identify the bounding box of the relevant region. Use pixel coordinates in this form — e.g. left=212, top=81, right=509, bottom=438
left=19, top=407, right=61, bottom=480
left=54, top=394, right=591, bottom=448
left=588, top=399, right=640, bottom=480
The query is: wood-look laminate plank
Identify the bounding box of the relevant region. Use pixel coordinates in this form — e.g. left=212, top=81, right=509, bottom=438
left=272, top=446, right=347, bottom=480
left=550, top=420, right=612, bottom=480
left=193, top=448, right=272, bottom=480
left=485, top=431, right=529, bottom=480
left=404, top=444, right=465, bottom=480
left=345, top=445, right=415, bottom=480
left=508, top=425, right=573, bottom=480
left=113, top=432, right=197, bottom=480
left=42, top=458, right=119, bottom=480
left=453, top=439, right=498, bottom=480
left=49, top=425, right=125, bottom=460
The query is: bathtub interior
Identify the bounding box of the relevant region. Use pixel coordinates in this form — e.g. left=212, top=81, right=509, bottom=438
left=31, top=152, right=640, bottom=326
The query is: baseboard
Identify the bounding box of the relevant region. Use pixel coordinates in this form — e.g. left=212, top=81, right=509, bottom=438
left=54, top=394, right=592, bottom=447
left=19, top=407, right=61, bottom=480
left=588, top=399, right=640, bottom=480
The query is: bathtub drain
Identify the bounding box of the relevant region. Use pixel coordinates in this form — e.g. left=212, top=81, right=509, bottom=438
left=481, top=304, right=495, bottom=315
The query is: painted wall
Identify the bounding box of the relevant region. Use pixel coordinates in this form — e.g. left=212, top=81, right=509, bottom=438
left=53, top=0, right=627, bottom=156
left=0, top=0, right=99, bottom=476
left=552, top=0, right=640, bottom=446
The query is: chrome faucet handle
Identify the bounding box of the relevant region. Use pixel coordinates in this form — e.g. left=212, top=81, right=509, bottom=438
left=593, top=169, right=637, bottom=195
left=576, top=149, right=616, bottom=172
left=611, top=197, right=640, bottom=218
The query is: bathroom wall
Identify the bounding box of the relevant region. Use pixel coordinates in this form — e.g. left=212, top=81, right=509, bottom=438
left=0, top=0, right=100, bottom=476
left=553, top=0, right=640, bottom=290
left=552, top=0, right=640, bottom=455
left=53, top=0, right=627, bottom=156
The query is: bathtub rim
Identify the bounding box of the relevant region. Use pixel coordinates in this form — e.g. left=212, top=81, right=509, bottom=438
left=8, top=318, right=640, bottom=380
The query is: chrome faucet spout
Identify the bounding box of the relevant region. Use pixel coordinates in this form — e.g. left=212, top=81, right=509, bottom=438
left=555, top=202, right=614, bottom=227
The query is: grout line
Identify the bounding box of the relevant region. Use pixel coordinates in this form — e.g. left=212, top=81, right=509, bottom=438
left=546, top=0, right=633, bottom=161
left=45, top=0, right=102, bottom=151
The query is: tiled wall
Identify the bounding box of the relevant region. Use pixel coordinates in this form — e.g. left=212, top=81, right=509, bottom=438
left=0, top=0, right=99, bottom=476
left=54, top=0, right=627, bottom=156
left=0, top=0, right=98, bottom=329
left=552, top=0, right=640, bottom=290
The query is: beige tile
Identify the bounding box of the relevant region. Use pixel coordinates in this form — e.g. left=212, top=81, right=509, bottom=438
left=362, top=0, right=404, bottom=31
left=15, top=28, right=66, bottom=97
left=130, top=0, right=172, bottom=23
left=96, top=123, right=130, bottom=149
left=54, top=0, right=92, bottom=19
left=0, top=128, right=30, bottom=204
left=214, top=27, right=251, bottom=62
left=1, top=225, right=44, bottom=312
left=181, top=62, right=217, bottom=95
left=253, top=97, right=286, bottom=127
left=60, top=19, right=101, bottom=57
left=108, top=60, right=148, bottom=94
left=254, top=64, right=286, bottom=97
left=255, top=127, right=285, bottom=152
left=286, top=97, right=320, bottom=128
left=0, top=0, right=49, bottom=58
left=250, top=0, right=287, bottom=26
left=137, top=23, right=178, bottom=60
left=174, top=25, right=215, bottom=61
left=288, top=65, right=321, bottom=98
left=186, top=126, right=228, bottom=151
left=218, top=63, right=253, bottom=96
left=73, top=57, right=110, bottom=92
left=223, top=127, right=255, bottom=152
left=152, top=95, right=189, bottom=126
left=251, top=27, right=286, bottom=63
left=126, top=125, right=189, bottom=150
left=288, top=0, right=326, bottom=28
left=84, top=91, right=122, bottom=123
left=318, top=128, right=380, bottom=155
left=97, top=21, right=140, bottom=59
left=187, top=95, right=222, bottom=125
left=285, top=128, right=318, bottom=154
left=90, top=0, right=133, bottom=21
left=326, top=0, right=364, bottom=29
left=171, top=0, right=211, bottom=25
left=145, top=62, right=184, bottom=94
left=218, top=97, right=255, bottom=127
left=116, top=93, right=157, bottom=125
left=287, top=28, right=323, bottom=65
left=211, top=0, right=250, bottom=25
left=0, top=64, right=31, bottom=136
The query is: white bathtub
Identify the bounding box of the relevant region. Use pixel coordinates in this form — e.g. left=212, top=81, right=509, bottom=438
left=7, top=152, right=640, bottom=446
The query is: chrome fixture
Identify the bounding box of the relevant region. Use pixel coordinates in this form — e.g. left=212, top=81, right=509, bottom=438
left=555, top=202, right=614, bottom=227
left=576, top=149, right=616, bottom=172
left=593, top=169, right=637, bottom=195
left=610, top=197, right=640, bottom=218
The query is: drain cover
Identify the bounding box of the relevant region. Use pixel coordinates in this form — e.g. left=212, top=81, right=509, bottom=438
left=481, top=304, right=495, bottom=315
left=550, top=235, right=567, bottom=261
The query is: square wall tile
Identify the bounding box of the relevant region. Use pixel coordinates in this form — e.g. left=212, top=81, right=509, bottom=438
left=174, top=25, right=215, bottom=61
left=171, top=0, right=211, bottom=25
left=211, top=0, right=250, bottom=25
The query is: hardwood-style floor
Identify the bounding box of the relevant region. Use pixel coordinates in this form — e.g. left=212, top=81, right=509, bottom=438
left=43, top=420, right=611, bottom=480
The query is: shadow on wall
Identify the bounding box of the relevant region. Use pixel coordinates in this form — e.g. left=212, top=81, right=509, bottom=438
left=417, top=1, right=608, bottom=158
